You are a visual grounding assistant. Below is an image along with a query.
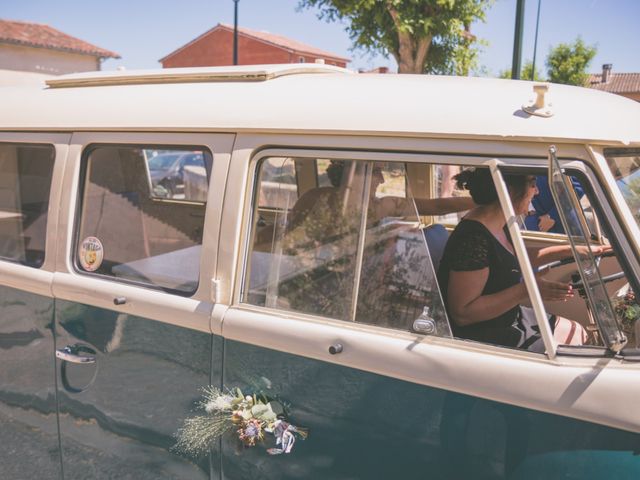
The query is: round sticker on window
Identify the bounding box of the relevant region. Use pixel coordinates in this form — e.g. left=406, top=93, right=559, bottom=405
left=79, top=236, right=104, bottom=272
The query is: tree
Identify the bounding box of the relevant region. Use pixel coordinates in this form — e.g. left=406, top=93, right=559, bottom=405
left=545, top=37, right=597, bottom=86
left=499, top=60, right=544, bottom=81
left=298, top=0, right=493, bottom=74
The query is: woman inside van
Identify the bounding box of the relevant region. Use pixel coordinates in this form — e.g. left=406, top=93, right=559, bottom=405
left=437, top=168, right=603, bottom=352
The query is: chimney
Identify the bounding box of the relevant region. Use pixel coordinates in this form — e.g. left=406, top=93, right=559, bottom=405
left=602, top=64, right=612, bottom=83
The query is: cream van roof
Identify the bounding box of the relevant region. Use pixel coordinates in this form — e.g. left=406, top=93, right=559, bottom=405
left=1, top=64, right=639, bottom=146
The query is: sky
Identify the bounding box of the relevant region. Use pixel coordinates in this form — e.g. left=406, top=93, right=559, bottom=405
left=2, top=0, right=639, bottom=77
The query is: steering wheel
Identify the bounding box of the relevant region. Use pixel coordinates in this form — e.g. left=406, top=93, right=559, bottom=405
left=570, top=271, right=627, bottom=290
left=546, top=248, right=616, bottom=270
left=542, top=249, right=624, bottom=290
left=569, top=250, right=625, bottom=289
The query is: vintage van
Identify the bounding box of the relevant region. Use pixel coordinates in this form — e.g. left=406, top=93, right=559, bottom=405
left=1, top=63, right=639, bottom=479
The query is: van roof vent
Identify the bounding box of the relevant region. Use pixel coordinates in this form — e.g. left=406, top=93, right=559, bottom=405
left=46, top=63, right=353, bottom=89
left=522, top=83, right=553, bottom=118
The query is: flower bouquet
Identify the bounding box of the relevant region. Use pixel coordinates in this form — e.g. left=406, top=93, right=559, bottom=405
left=613, top=285, right=640, bottom=347
left=174, top=387, right=308, bottom=456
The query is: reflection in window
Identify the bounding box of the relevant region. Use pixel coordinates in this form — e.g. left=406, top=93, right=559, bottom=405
left=249, top=158, right=365, bottom=319
left=245, top=157, right=451, bottom=337
left=77, top=146, right=212, bottom=294
left=257, top=157, right=299, bottom=209
left=0, top=144, right=54, bottom=268
left=145, top=149, right=209, bottom=202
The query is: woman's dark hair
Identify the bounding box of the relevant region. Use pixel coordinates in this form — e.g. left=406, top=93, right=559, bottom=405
left=453, top=168, right=529, bottom=205
left=326, top=160, right=345, bottom=187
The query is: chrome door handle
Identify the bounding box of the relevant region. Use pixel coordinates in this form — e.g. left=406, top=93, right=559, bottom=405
left=56, top=345, right=96, bottom=364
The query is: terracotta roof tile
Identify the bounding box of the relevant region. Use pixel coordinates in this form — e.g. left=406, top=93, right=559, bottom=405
left=588, top=72, right=640, bottom=94
left=161, top=23, right=348, bottom=64
left=0, top=19, right=120, bottom=59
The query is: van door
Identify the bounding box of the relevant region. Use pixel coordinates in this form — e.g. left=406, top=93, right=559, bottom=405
left=218, top=147, right=640, bottom=480
left=0, top=134, right=68, bottom=479
left=52, top=133, right=233, bottom=479
left=220, top=152, right=461, bottom=478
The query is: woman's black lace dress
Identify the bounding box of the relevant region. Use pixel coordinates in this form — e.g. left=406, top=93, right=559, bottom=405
left=438, top=219, right=548, bottom=351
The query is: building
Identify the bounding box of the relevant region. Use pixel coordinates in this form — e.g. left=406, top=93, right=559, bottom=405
left=588, top=64, right=640, bottom=102
left=160, top=23, right=348, bottom=69
left=0, top=18, right=120, bottom=75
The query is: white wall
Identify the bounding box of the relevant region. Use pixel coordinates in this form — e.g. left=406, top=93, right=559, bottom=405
left=0, top=43, right=99, bottom=75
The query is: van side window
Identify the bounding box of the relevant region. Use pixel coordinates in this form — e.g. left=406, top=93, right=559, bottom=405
left=76, top=145, right=212, bottom=294
left=0, top=143, right=55, bottom=268
left=244, top=156, right=452, bottom=337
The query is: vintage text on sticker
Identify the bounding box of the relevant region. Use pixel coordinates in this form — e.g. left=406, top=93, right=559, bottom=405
left=79, top=236, right=104, bottom=272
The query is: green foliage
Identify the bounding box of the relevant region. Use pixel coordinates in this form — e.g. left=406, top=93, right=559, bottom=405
left=298, top=0, right=493, bottom=74
left=545, top=37, right=597, bottom=86
left=499, top=60, right=544, bottom=81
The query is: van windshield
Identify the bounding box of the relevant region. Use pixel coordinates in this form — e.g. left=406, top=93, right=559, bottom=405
left=604, top=148, right=640, bottom=229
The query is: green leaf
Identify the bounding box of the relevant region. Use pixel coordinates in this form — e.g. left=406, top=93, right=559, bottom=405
left=251, top=404, right=269, bottom=416
left=262, top=410, right=277, bottom=422
left=250, top=403, right=279, bottom=422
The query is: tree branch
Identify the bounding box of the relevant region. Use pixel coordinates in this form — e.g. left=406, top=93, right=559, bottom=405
left=387, top=2, right=420, bottom=73
left=415, top=36, right=432, bottom=71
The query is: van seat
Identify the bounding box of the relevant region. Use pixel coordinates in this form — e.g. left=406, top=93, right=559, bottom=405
left=423, top=223, right=449, bottom=273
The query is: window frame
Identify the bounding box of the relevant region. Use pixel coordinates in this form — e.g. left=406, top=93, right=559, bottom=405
left=558, top=162, right=640, bottom=356
left=0, top=141, right=57, bottom=269
left=0, top=133, right=69, bottom=298
left=248, top=157, right=426, bottom=324
left=498, top=158, right=640, bottom=358
left=240, top=147, right=640, bottom=359
left=49, top=132, right=233, bottom=337
left=72, top=142, right=214, bottom=296
left=240, top=149, right=490, bottom=335
left=522, top=163, right=640, bottom=306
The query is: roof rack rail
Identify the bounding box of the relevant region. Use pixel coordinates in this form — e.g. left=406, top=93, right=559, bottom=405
left=46, top=63, right=353, bottom=89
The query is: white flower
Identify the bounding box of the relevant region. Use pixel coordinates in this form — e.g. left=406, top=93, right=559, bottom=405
left=204, top=393, right=234, bottom=413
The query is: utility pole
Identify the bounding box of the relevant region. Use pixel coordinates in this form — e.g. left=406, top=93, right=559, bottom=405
left=233, top=0, right=239, bottom=65
left=531, top=0, right=542, bottom=80
left=511, top=0, right=526, bottom=79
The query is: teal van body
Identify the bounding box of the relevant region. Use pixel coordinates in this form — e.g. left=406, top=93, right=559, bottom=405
left=222, top=340, right=640, bottom=480
left=1, top=65, right=640, bottom=479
